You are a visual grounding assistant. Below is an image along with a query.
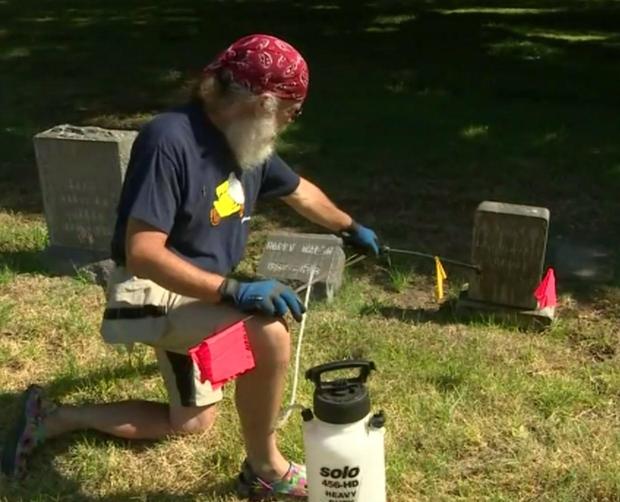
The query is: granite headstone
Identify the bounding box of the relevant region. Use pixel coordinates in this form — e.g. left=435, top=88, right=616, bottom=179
left=257, top=232, right=345, bottom=301
left=467, top=201, right=550, bottom=310
left=34, top=125, right=137, bottom=283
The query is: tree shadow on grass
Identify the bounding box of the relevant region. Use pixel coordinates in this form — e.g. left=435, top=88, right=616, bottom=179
left=360, top=299, right=462, bottom=326
left=0, top=361, right=242, bottom=501
left=1, top=459, right=238, bottom=501
left=0, top=362, right=161, bottom=431
left=2, top=0, right=620, bottom=212
left=360, top=297, right=555, bottom=331
left=0, top=248, right=114, bottom=285
left=0, top=250, right=51, bottom=277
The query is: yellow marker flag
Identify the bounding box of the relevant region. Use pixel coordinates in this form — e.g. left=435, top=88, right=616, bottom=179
left=434, top=256, right=447, bottom=301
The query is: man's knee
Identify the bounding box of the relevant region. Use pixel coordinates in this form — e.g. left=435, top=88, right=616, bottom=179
left=169, top=404, right=217, bottom=435
left=246, top=316, right=291, bottom=368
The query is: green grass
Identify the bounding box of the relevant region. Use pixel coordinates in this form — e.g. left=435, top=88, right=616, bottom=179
left=1, top=0, right=620, bottom=500
left=386, top=265, right=414, bottom=293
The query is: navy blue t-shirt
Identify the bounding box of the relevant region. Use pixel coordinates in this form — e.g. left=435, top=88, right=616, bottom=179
left=111, top=101, right=300, bottom=275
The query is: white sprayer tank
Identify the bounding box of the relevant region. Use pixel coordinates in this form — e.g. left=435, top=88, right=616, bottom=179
left=302, top=360, right=386, bottom=502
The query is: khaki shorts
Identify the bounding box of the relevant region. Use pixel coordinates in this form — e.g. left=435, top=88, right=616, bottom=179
left=100, top=267, right=245, bottom=408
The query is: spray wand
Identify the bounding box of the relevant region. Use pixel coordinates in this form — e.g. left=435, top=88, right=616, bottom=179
left=381, top=245, right=481, bottom=273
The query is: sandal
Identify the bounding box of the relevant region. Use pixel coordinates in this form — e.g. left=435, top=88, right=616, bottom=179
left=1, top=385, right=55, bottom=478
left=237, top=459, right=307, bottom=500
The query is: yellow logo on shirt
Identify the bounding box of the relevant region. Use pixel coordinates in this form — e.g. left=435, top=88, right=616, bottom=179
left=210, top=173, right=245, bottom=226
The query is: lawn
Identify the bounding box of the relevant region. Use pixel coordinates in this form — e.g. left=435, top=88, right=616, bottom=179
left=1, top=0, right=619, bottom=500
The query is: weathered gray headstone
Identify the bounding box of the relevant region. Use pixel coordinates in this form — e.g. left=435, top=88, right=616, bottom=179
left=34, top=125, right=137, bottom=283
left=257, top=232, right=345, bottom=301
left=467, top=201, right=550, bottom=310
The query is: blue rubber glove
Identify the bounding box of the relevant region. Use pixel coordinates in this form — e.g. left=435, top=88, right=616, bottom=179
left=341, top=221, right=380, bottom=256
left=219, top=278, right=306, bottom=322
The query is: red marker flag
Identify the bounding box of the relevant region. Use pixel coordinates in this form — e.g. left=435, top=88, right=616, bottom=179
left=188, top=320, right=256, bottom=389
left=534, top=268, right=557, bottom=310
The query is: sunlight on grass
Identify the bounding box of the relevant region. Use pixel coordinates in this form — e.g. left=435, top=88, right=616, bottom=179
left=438, top=8, right=564, bottom=15
left=372, top=14, right=416, bottom=25
left=0, top=213, right=48, bottom=280
left=488, top=39, right=562, bottom=60
left=427, top=361, right=468, bottom=393
left=17, top=16, right=56, bottom=23
left=0, top=298, right=13, bottom=329
left=1, top=247, right=619, bottom=500
left=531, top=376, right=597, bottom=419
left=71, top=16, right=95, bottom=27
left=530, top=31, right=613, bottom=42
left=537, top=130, right=565, bottom=145
left=366, top=14, right=415, bottom=33
left=0, top=264, right=15, bottom=286
left=0, top=213, right=47, bottom=252
left=387, top=266, right=411, bottom=293
left=460, top=124, right=489, bottom=140
left=367, top=14, right=416, bottom=33
left=490, top=22, right=617, bottom=43
left=0, top=47, right=31, bottom=60
left=309, top=4, right=340, bottom=10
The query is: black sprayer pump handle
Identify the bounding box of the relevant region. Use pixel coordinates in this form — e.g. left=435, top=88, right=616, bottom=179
left=305, top=360, right=376, bottom=388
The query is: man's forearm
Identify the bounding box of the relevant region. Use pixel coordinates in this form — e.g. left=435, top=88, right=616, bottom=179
left=283, top=178, right=353, bottom=232
left=125, top=219, right=225, bottom=303
left=128, top=247, right=225, bottom=303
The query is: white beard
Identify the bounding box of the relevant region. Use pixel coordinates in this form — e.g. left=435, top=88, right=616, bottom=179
left=223, top=113, right=278, bottom=170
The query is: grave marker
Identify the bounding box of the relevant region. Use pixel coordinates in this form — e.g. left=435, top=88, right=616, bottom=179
left=257, top=232, right=345, bottom=301
left=459, top=201, right=553, bottom=326
left=34, top=124, right=137, bottom=282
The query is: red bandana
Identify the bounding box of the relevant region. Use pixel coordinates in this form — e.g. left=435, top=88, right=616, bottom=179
left=204, top=34, right=309, bottom=102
